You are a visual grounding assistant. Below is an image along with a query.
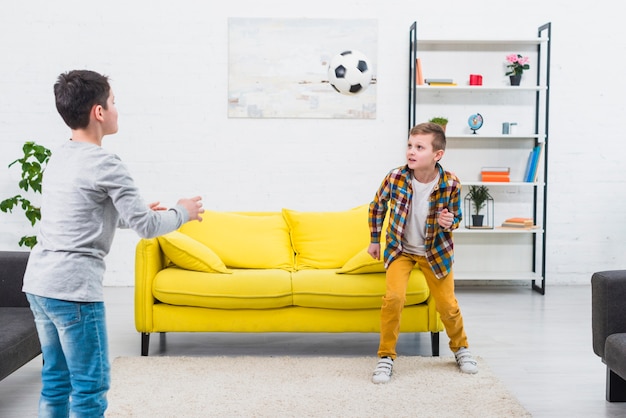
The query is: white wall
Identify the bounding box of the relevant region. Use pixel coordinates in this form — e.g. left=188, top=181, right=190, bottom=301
left=0, top=0, right=624, bottom=286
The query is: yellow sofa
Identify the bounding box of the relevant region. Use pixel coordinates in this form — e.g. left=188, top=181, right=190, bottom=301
left=134, top=205, right=444, bottom=356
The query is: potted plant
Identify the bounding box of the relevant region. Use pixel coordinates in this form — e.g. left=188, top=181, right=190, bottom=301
left=429, top=116, right=448, bottom=132
left=466, top=185, right=492, bottom=227
left=0, top=141, right=51, bottom=249
left=505, top=54, right=530, bottom=86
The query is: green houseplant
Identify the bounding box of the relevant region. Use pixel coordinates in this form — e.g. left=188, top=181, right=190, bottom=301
left=429, top=116, right=448, bottom=126
left=1, top=141, right=52, bottom=248
left=428, top=117, right=448, bottom=133
left=466, top=185, right=491, bottom=227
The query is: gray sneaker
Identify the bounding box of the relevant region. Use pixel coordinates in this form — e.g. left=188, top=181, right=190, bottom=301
left=372, top=357, right=394, bottom=384
left=455, top=347, right=478, bottom=374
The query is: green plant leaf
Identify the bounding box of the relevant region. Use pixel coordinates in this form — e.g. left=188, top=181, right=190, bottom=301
left=1, top=141, right=51, bottom=248
left=19, top=235, right=38, bottom=249
left=0, top=196, right=20, bottom=212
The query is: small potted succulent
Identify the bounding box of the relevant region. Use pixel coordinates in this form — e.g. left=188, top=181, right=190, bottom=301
left=428, top=116, right=448, bottom=132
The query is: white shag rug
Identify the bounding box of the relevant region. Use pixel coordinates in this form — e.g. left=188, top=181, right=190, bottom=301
left=107, top=355, right=530, bottom=418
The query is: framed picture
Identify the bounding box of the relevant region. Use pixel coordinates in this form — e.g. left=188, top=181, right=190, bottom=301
left=228, top=18, right=377, bottom=119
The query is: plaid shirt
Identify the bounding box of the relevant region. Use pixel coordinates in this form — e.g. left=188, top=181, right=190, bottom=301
left=368, top=163, right=462, bottom=279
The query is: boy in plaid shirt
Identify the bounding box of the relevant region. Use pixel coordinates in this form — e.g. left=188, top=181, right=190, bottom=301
left=368, top=122, right=477, bottom=384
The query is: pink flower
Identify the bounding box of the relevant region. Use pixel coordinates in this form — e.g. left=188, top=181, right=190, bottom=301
left=505, top=54, right=530, bottom=76
left=506, top=54, right=520, bottom=64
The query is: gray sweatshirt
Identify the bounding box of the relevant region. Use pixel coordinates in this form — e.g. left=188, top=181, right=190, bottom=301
left=22, top=140, right=189, bottom=302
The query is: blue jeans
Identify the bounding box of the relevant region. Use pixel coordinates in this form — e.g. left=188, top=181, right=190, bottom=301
left=26, top=294, right=110, bottom=418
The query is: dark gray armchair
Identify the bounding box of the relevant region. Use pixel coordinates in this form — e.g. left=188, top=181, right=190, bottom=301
left=591, top=270, right=626, bottom=402
left=0, top=251, right=41, bottom=381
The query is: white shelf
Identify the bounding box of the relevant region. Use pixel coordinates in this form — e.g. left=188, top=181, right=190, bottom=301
left=454, top=272, right=543, bottom=281
left=456, top=227, right=543, bottom=234
left=462, top=181, right=543, bottom=187
left=416, top=85, right=547, bottom=92
left=417, top=39, right=549, bottom=46
left=409, top=22, right=551, bottom=293
left=447, top=134, right=545, bottom=141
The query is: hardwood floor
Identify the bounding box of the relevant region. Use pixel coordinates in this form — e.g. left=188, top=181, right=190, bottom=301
left=1, top=284, right=625, bottom=417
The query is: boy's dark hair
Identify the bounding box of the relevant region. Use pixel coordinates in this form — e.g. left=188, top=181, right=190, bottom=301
left=409, top=122, right=446, bottom=151
left=54, top=70, right=111, bottom=130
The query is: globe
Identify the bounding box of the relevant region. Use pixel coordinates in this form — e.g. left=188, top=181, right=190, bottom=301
left=468, top=113, right=483, bottom=134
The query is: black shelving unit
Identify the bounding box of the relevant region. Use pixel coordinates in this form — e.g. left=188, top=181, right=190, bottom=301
left=408, top=22, right=551, bottom=294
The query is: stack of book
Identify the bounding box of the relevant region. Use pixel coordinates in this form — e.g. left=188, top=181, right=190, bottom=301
left=424, top=78, right=457, bottom=86
left=501, top=217, right=534, bottom=228
left=415, top=58, right=456, bottom=86
left=481, top=167, right=510, bottom=182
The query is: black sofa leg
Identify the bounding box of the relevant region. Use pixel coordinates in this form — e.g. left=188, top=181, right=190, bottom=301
left=431, top=332, right=440, bottom=356
left=141, top=333, right=150, bottom=356
left=607, top=368, right=626, bottom=402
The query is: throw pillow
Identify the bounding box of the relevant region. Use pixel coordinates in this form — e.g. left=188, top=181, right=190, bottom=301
left=336, top=247, right=385, bottom=274
left=157, top=231, right=231, bottom=274
left=282, top=204, right=370, bottom=269
left=337, top=205, right=391, bottom=274
left=179, top=211, right=294, bottom=270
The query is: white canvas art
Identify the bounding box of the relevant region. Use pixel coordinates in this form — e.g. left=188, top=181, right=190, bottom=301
left=228, top=18, right=377, bottom=119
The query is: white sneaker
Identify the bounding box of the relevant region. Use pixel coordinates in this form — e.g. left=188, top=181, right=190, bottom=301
left=455, top=347, right=478, bottom=374
left=372, top=357, right=394, bottom=384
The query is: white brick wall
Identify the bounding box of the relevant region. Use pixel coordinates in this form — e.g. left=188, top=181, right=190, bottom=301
left=1, top=1, right=624, bottom=286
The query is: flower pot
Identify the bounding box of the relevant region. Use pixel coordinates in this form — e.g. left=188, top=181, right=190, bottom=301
left=509, top=75, right=522, bottom=86
left=471, top=214, right=484, bottom=227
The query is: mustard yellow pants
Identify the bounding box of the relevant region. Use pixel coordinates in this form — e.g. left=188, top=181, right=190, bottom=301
left=377, top=253, right=469, bottom=359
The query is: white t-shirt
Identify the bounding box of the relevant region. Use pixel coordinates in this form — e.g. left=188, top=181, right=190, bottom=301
left=402, top=173, right=439, bottom=255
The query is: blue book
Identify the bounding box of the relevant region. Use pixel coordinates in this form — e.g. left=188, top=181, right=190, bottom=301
left=526, top=144, right=543, bottom=182
left=531, top=143, right=544, bottom=182
left=523, top=150, right=534, bottom=182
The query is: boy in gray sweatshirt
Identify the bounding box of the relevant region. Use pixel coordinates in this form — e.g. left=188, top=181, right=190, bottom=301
left=22, top=69, right=205, bottom=417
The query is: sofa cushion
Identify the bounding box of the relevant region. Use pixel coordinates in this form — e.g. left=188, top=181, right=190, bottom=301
left=336, top=206, right=392, bottom=274
left=153, top=267, right=293, bottom=309
left=291, top=269, right=429, bottom=309
left=0, top=251, right=30, bottom=307
left=179, top=211, right=293, bottom=270
left=157, top=231, right=231, bottom=274
left=605, top=333, right=626, bottom=380
left=337, top=247, right=385, bottom=274
left=0, top=307, right=41, bottom=381
left=282, top=205, right=370, bottom=270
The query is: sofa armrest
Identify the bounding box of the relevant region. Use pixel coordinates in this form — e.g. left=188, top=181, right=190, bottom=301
left=134, top=238, right=166, bottom=333
left=0, top=251, right=30, bottom=308
left=591, top=270, right=626, bottom=358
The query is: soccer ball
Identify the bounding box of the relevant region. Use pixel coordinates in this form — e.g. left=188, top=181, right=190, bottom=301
left=327, top=50, right=372, bottom=95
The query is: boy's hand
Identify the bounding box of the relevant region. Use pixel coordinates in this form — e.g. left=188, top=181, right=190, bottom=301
left=438, top=208, right=454, bottom=229
left=177, top=196, right=205, bottom=222
left=148, top=201, right=167, bottom=211
left=367, top=243, right=381, bottom=260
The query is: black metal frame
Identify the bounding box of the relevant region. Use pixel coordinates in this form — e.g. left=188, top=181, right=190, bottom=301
left=531, top=22, right=551, bottom=295
left=408, top=22, right=417, bottom=132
